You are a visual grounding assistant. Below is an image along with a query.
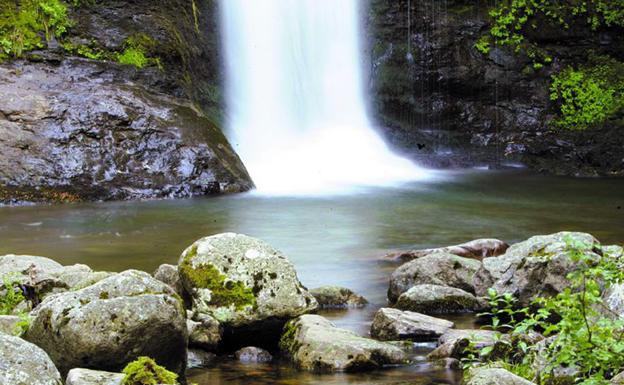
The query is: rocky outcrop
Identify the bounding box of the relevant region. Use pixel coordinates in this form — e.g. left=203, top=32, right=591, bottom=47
left=388, top=253, right=482, bottom=303
left=65, top=368, right=124, bottom=385
left=178, top=233, right=318, bottom=350
left=279, top=315, right=406, bottom=372
left=473, top=232, right=599, bottom=306
left=366, top=0, right=624, bottom=176
left=0, top=333, right=62, bottom=385
left=0, top=60, right=252, bottom=204
left=384, top=239, right=509, bottom=263
left=464, top=367, right=537, bottom=385
left=235, top=346, right=273, bottom=363
left=395, top=284, right=483, bottom=314
left=25, top=270, right=187, bottom=376
left=370, top=307, right=454, bottom=341
left=309, top=286, right=368, bottom=309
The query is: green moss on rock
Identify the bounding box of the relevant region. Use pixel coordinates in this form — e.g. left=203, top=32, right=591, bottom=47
left=121, top=356, right=178, bottom=385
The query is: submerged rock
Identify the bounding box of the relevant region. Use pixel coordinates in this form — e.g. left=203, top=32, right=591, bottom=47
left=385, top=239, right=509, bottom=263
left=65, top=368, right=124, bottom=385
left=370, top=307, right=454, bottom=341
left=464, top=367, right=537, bottom=385
left=473, top=232, right=600, bottom=306
left=309, top=286, right=368, bottom=309
left=178, top=233, right=317, bottom=349
left=280, top=314, right=406, bottom=372
left=395, top=284, right=483, bottom=314
left=235, top=346, right=273, bottom=363
left=25, top=270, right=187, bottom=376
left=187, top=349, right=217, bottom=369
left=388, top=253, right=481, bottom=303
left=0, top=333, right=62, bottom=385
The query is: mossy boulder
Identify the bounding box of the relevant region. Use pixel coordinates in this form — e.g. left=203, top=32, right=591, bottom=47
left=178, top=233, right=317, bottom=349
left=309, top=286, right=368, bottom=309
left=473, top=232, right=600, bottom=306
left=388, top=253, right=482, bottom=303
left=370, top=307, right=454, bottom=341
left=395, top=284, right=483, bottom=314
left=0, top=333, right=62, bottom=385
left=279, top=315, right=406, bottom=372
left=25, top=270, right=187, bottom=376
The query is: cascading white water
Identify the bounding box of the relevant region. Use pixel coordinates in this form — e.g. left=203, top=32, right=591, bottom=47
left=221, top=0, right=428, bottom=195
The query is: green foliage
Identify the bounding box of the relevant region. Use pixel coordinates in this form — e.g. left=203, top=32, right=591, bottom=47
left=116, top=33, right=161, bottom=69
left=0, top=274, right=25, bottom=315
left=121, top=357, right=178, bottom=385
left=550, top=56, right=624, bottom=130
left=0, top=0, right=73, bottom=61
left=466, top=237, right=624, bottom=385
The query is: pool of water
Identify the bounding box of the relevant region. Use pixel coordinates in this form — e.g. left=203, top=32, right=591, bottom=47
left=1, top=169, right=622, bottom=384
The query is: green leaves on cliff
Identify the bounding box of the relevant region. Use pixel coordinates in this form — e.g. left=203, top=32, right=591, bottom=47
left=0, top=0, right=72, bottom=60
left=550, top=56, right=624, bottom=130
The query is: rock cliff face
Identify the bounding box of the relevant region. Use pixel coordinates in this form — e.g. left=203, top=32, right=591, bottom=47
left=366, top=0, right=624, bottom=176
left=0, top=0, right=253, bottom=204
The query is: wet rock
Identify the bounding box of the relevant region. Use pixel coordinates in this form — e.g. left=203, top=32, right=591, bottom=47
left=0, top=60, right=252, bottom=204
left=464, top=367, right=537, bottom=385
left=25, top=270, right=187, bottom=376
left=188, top=313, right=222, bottom=351
left=178, top=233, right=318, bottom=349
left=0, top=333, right=62, bottom=385
left=473, top=232, right=600, bottom=306
left=370, top=307, right=454, bottom=341
left=0, top=315, right=22, bottom=335
left=309, top=286, right=368, bottom=309
left=385, top=239, right=509, bottom=263
left=428, top=330, right=498, bottom=361
left=388, top=253, right=481, bottom=303
left=235, top=346, right=273, bottom=363
left=65, top=368, right=123, bottom=385
left=187, top=349, right=217, bottom=369
left=438, top=329, right=498, bottom=346
left=280, top=314, right=406, bottom=372
left=395, top=284, right=483, bottom=314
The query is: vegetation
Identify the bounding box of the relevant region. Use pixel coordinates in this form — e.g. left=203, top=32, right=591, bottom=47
left=550, top=56, right=624, bottom=130
left=475, top=0, right=624, bottom=130
left=121, top=356, right=178, bottom=385
left=465, top=237, right=624, bottom=385
left=117, top=33, right=161, bottom=69
left=0, top=274, right=25, bottom=315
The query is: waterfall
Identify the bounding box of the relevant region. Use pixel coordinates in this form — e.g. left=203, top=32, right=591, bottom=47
left=221, top=0, right=428, bottom=195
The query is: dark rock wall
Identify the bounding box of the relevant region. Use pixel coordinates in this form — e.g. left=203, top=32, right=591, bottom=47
left=366, top=0, right=624, bottom=176
left=0, top=0, right=253, bottom=204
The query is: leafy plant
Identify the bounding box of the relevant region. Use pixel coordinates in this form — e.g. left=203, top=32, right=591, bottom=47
left=116, top=33, right=161, bottom=69
left=0, top=274, right=26, bottom=315
left=121, top=356, right=178, bottom=385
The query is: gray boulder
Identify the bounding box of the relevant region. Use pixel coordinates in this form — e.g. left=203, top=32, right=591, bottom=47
left=473, top=232, right=599, bottom=306
left=25, top=270, right=187, bottom=376
left=0, top=333, right=62, bottom=385
left=464, top=367, right=536, bottom=385
left=187, top=349, right=217, bottom=369
left=395, top=284, right=483, bottom=314
left=187, top=313, right=222, bottom=351
left=370, top=307, right=454, bottom=341
left=178, top=233, right=318, bottom=347
left=428, top=329, right=498, bottom=360
left=153, top=264, right=186, bottom=297
left=280, top=315, right=406, bottom=372
left=309, top=286, right=368, bottom=309
left=388, top=253, right=482, bottom=303
left=235, top=346, right=273, bottom=363
left=385, top=239, right=509, bottom=263
left=65, top=368, right=123, bottom=385
left=0, top=315, right=23, bottom=335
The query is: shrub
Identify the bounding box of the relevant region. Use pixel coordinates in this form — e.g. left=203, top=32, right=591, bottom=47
left=121, top=356, right=178, bottom=385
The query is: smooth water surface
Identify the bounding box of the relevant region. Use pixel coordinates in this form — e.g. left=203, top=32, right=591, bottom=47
left=1, top=170, right=623, bottom=384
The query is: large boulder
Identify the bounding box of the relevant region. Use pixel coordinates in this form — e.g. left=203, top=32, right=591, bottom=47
left=279, top=315, right=406, bottom=372
left=309, top=286, right=368, bottom=309
left=0, top=333, right=62, bottom=385
left=25, top=270, right=187, bottom=376
left=178, top=233, right=318, bottom=349
left=65, top=368, right=123, bottom=385
left=370, top=307, right=454, bottom=341
left=395, top=284, right=483, bottom=314
left=385, top=239, right=509, bottom=263
left=473, top=232, right=600, bottom=306
left=388, top=253, right=482, bottom=303
left=464, top=367, right=537, bottom=385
